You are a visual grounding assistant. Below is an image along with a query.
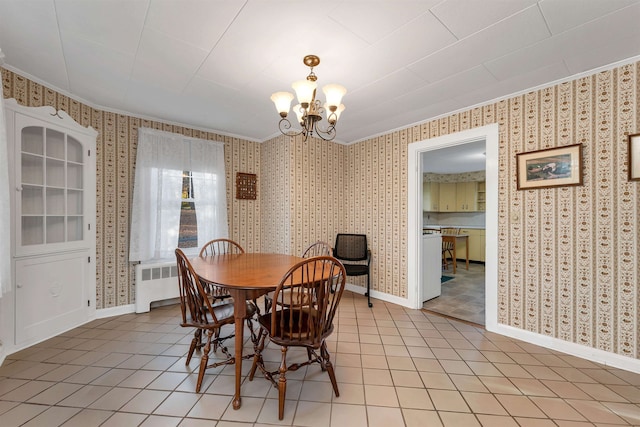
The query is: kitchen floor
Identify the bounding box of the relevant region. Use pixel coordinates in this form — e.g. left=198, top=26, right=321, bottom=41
left=423, top=262, right=485, bottom=326
left=2, top=292, right=640, bottom=426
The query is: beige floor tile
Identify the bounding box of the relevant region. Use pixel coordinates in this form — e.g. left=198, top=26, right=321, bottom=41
left=510, top=378, right=556, bottom=397
left=461, top=391, right=508, bottom=415
left=139, top=414, right=182, bottom=427
left=419, top=372, right=456, bottom=390
left=330, top=403, right=368, bottom=427
left=333, top=383, right=365, bottom=405
left=439, top=359, right=473, bottom=375
left=178, top=418, right=220, bottom=427
left=292, top=400, right=331, bottom=427
left=438, top=411, right=482, bottom=426
left=540, top=380, right=592, bottom=399
left=530, top=396, right=587, bottom=421
left=600, top=402, right=640, bottom=425
left=335, top=353, right=362, bottom=368
left=479, top=376, right=521, bottom=395
left=27, top=382, right=83, bottom=405
left=153, top=391, right=201, bottom=417
left=121, top=389, right=171, bottom=414
left=396, top=386, right=433, bottom=409
left=428, top=389, right=470, bottom=412
left=364, top=384, right=399, bottom=407
left=391, top=369, right=425, bottom=388
left=100, top=412, right=147, bottom=427
left=407, top=346, right=435, bottom=358
left=21, top=406, right=81, bottom=427
left=449, top=374, right=489, bottom=393
left=575, top=383, right=628, bottom=403
left=476, top=414, right=520, bottom=426
left=383, top=345, right=410, bottom=357
left=117, top=369, right=161, bottom=388
left=495, top=394, right=546, bottom=418
left=363, top=368, right=393, bottom=386
left=402, top=408, right=443, bottom=427
left=360, top=343, right=385, bottom=355
left=3, top=380, right=55, bottom=402
left=37, top=364, right=85, bottom=382
left=0, top=402, right=48, bottom=426
left=332, top=366, right=363, bottom=384
left=59, top=408, right=113, bottom=427
left=65, top=366, right=111, bottom=384
left=366, top=406, right=403, bottom=427
left=386, top=356, right=416, bottom=371
left=299, top=380, right=335, bottom=402
left=58, top=384, right=112, bottom=408
left=514, top=417, right=557, bottom=427
left=360, top=354, right=388, bottom=369
left=89, top=386, right=141, bottom=410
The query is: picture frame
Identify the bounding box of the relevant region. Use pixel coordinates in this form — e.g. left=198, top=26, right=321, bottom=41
left=629, top=133, right=640, bottom=181
left=516, top=143, right=583, bottom=190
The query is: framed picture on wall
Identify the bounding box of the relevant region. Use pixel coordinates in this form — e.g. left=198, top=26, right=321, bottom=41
left=516, top=143, right=583, bottom=190
left=629, top=133, right=640, bottom=181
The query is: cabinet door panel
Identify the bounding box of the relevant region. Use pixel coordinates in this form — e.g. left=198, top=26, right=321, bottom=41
left=15, top=252, right=88, bottom=346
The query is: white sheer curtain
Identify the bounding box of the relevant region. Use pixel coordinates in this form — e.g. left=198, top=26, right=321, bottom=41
left=129, top=128, right=228, bottom=262
left=0, top=95, right=10, bottom=296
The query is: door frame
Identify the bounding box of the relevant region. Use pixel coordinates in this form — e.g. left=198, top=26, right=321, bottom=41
left=407, top=123, right=499, bottom=331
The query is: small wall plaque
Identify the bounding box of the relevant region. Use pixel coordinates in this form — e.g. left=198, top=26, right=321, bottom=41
left=236, top=172, right=257, bottom=200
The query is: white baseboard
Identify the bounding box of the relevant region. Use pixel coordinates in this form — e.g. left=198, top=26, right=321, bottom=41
left=355, top=287, right=640, bottom=375
left=490, top=323, right=640, bottom=374
left=96, top=304, right=136, bottom=319
left=345, top=283, right=413, bottom=308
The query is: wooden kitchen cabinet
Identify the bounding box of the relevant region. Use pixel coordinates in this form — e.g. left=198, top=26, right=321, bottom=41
left=458, top=228, right=485, bottom=262
left=438, top=182, right=457, bottom=212
left=423, top=181, right=440, bottom=211
left=477, top=181, right=486, bottom=211
left=456, top=181, right=478, bottom=211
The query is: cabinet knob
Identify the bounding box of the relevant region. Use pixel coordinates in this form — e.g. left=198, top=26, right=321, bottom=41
left=16, top=186, right=22, bottom=191
left=16, top=282, right=23, bottom=288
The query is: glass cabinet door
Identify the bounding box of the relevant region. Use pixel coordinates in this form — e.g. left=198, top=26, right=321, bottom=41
left=20, top=126, right=85, bottom=246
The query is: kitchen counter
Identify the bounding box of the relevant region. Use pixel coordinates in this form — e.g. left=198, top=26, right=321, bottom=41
left=423, top=224, right=485, bottom=230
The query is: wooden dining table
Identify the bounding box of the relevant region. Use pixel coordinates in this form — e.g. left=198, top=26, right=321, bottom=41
left=188, top=252, right=304, bottom=410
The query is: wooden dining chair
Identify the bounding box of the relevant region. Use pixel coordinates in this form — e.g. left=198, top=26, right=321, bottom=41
left=175, top=248, right=256, bottom=392
left=263, top=241, right=333, bottom=313
left=249, top=256, right=346, bottom=420
left=198, top=238, right=244, bottom=302
left=441, top=228, right=460, bottom=271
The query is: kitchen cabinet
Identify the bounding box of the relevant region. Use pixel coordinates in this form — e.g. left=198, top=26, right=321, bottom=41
left=456, top=181, right=478, bottom=211
left=438, top=182, right=457, bottom=212
left=423, top=181, right=440, bottom=211
left=457, top=228, right=485, bottom=262
left=477, top=181, right=486, bottom=211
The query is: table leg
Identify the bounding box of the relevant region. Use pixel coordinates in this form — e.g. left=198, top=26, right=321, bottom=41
left=229, top=289, right=246, bottom=410
left=465, top=236, right=469, bottom=270
left=452, top=242, right=457, bottom=274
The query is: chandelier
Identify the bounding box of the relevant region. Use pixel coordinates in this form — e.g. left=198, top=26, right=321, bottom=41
left=270, top=55, right=346, bottom=141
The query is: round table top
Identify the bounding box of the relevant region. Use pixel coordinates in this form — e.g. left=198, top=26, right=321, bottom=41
left=189, top=253, right=304, bottom=290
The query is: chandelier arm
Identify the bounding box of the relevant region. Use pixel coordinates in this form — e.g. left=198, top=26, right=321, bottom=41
left=278, top=118, right=303, bottom=137
left=312, top=123, right=337, bottom=141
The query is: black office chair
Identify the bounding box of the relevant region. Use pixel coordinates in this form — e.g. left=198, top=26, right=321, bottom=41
left=333, top=233, right=372, bottom=307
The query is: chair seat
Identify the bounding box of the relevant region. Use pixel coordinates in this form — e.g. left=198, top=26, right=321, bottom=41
left=265, top=288, right=313, bottom=308
left=344, top=264, right=369, bottom=276
left=257, top=308, right=332, bottom=344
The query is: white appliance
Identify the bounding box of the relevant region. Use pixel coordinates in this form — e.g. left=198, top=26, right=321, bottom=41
left=422, top=233, right=442, bottom=301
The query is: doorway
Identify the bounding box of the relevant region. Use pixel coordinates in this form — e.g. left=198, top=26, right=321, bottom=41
left=421, top=140, right=486, bottom=324
left=407, top=124, right=499, bottom=331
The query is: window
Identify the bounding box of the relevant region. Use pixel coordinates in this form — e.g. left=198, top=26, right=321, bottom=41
left=178, top=171, right=197, bottom=248
left=129, top=128, right=228, bottom=262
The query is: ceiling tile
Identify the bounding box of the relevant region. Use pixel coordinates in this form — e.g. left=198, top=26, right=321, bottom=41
left=408, top=5, right=550, bottom=83
left=60, top=30, right=135, bottom=107
left=145, top=0, right=245, bottom=51
left=539, top=0, right=640, bottom=35
left=55, top=0, right=148, bottom=55
left=329, top=0, right=439, bottom=44
left=0, top=0, right=69, bottom=90
left=432, top=0, right=538, bottom=39
left=131, top=27, right=209, bottom=92
left=484, top=4, right=640, bottom=80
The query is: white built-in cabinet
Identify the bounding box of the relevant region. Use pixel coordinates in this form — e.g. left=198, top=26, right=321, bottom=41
left=5, top=99, right=97, bottom=351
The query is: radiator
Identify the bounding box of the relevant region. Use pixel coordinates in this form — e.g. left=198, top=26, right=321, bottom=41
left=135, top=261, right=179, bottom=313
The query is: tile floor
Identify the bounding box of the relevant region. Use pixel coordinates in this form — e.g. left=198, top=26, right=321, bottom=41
left=1, top=292, right=640, bottom=426
left=423, top=263, right=485, bottom=325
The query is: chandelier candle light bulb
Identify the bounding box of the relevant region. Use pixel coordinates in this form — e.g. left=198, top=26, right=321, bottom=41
left=271, top=55, right=346, bottom=141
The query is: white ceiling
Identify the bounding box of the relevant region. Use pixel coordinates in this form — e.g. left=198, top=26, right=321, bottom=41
left=422, top=139, right=486, bottom=173
left=1, top=0, right=639, bottom=144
